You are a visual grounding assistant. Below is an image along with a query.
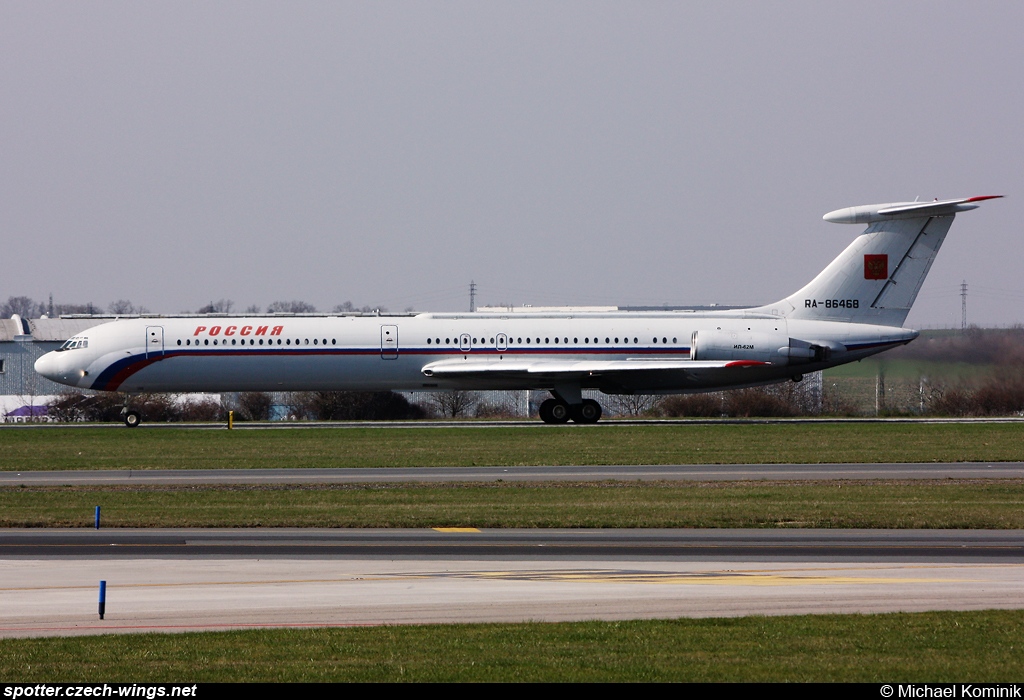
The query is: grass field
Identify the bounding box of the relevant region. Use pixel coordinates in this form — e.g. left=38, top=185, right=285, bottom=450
left=3, top=610, right=1022, bottom=682
left=2, top=422, right=1023, bottom=470
left=4, top=481, right=1024, bottom=528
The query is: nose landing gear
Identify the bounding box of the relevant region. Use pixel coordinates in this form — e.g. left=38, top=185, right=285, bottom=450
left=120, top=405, right=142, bottom=428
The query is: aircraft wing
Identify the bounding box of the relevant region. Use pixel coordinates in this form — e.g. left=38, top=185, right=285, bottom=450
left=421, top=358, right=769, bottom=383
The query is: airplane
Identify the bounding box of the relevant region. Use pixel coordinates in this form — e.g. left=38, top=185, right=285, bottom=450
left=35, top=195, right=1001, bottom=426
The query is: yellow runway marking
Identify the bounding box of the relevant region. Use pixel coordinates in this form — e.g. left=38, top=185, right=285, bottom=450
left=415, top=569, right=964, bottom=586
left=432, top=527, right=481, bottom=532
left=3, top=566, right=989, bottom=593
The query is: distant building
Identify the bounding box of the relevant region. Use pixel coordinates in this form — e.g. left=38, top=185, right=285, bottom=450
left=1, top=315, right=121, bottom=420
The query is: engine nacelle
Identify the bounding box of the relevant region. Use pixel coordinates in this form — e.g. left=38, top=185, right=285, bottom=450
left=691, top=331, right=845, bottom=366
left=690, top=330, right=789, bottom=364
left=778, top=337, right=846, bottom=364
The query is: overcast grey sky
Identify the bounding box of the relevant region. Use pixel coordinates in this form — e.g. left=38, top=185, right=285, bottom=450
left=1, top=1, right=1020, bottom=327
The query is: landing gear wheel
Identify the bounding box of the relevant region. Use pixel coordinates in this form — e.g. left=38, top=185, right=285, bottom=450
left=539, top=398, right=571, bottom=424
left=571, top=399, right=602, bottom=424
left=123, top=410, right=142, bottom=428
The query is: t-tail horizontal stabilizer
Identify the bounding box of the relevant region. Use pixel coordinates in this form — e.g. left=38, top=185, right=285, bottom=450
left=823, top=195, right=1002, bottom=225
left=751, top=195, right=1001, bottom=327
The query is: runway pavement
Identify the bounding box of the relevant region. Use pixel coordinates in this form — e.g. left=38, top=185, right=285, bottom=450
left=3, top=528, right=1024, bottom=638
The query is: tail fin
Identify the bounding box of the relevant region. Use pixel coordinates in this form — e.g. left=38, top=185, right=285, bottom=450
left=752, top=196, right=1001, bottom=327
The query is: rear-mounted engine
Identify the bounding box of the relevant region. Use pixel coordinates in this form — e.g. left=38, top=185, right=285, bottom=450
left=690, top=330, right=842, bottom=365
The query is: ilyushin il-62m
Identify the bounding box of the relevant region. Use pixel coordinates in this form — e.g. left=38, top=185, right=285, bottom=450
left=35, top=195, right=1000, bottom=425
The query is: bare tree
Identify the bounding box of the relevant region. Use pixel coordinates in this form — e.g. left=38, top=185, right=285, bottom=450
left=332, top=301, right=388, bottom=313
left=284, top=392, right=315, bottom=420
left=108, top=299, right=148, bottom=315
left=285, top=391, right=424, bottom=420
left=52, top=302, right=95, bottom=315
left=196, top=299, right=234, bottom=314
left=244, top=304, right=262, bottom=314
left=178, top=396, right=224, bottom=421
left=2, top=296, right=43, bottom=318
left=603, top=393, right=662, bottom=417
left=234, top=392, right=274, bottom=421
left=428, top=390, right=480, bottom=418
left=47, top=393, right=89, bottom=422
left=658, top=393, right=726, bottom=417
left=268, top=300, right=316, bottom=313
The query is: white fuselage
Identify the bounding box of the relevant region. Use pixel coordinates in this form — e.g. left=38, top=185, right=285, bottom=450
left=33, top=195, right=1000, bottom=422
left=34, top=311, right=914, bottom=396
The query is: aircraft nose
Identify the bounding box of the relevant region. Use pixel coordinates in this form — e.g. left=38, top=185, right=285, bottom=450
left=34, top=351, right=79, bottom=384
left=34, top=352, right=58, bottom=379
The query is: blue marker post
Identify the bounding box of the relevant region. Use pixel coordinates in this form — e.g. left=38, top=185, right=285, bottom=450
left=98, top=580, right=106, bottom=620
left=95, top=506, right=101, bottom=529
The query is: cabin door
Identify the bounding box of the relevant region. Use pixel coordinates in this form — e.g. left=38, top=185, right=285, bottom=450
left=380, top=325, right=399, bottom=359
left=145, top=326, right=164, bottom=359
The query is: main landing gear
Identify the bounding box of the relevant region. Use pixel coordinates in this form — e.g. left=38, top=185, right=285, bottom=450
left=538, top=397, right=602, bottom=424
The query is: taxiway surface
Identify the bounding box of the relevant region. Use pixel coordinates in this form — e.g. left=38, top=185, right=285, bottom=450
left=3, top=529, right=1024, bottom=638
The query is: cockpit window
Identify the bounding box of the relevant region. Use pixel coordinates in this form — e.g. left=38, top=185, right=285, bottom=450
left=57, top=337, right=89, bottom=352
